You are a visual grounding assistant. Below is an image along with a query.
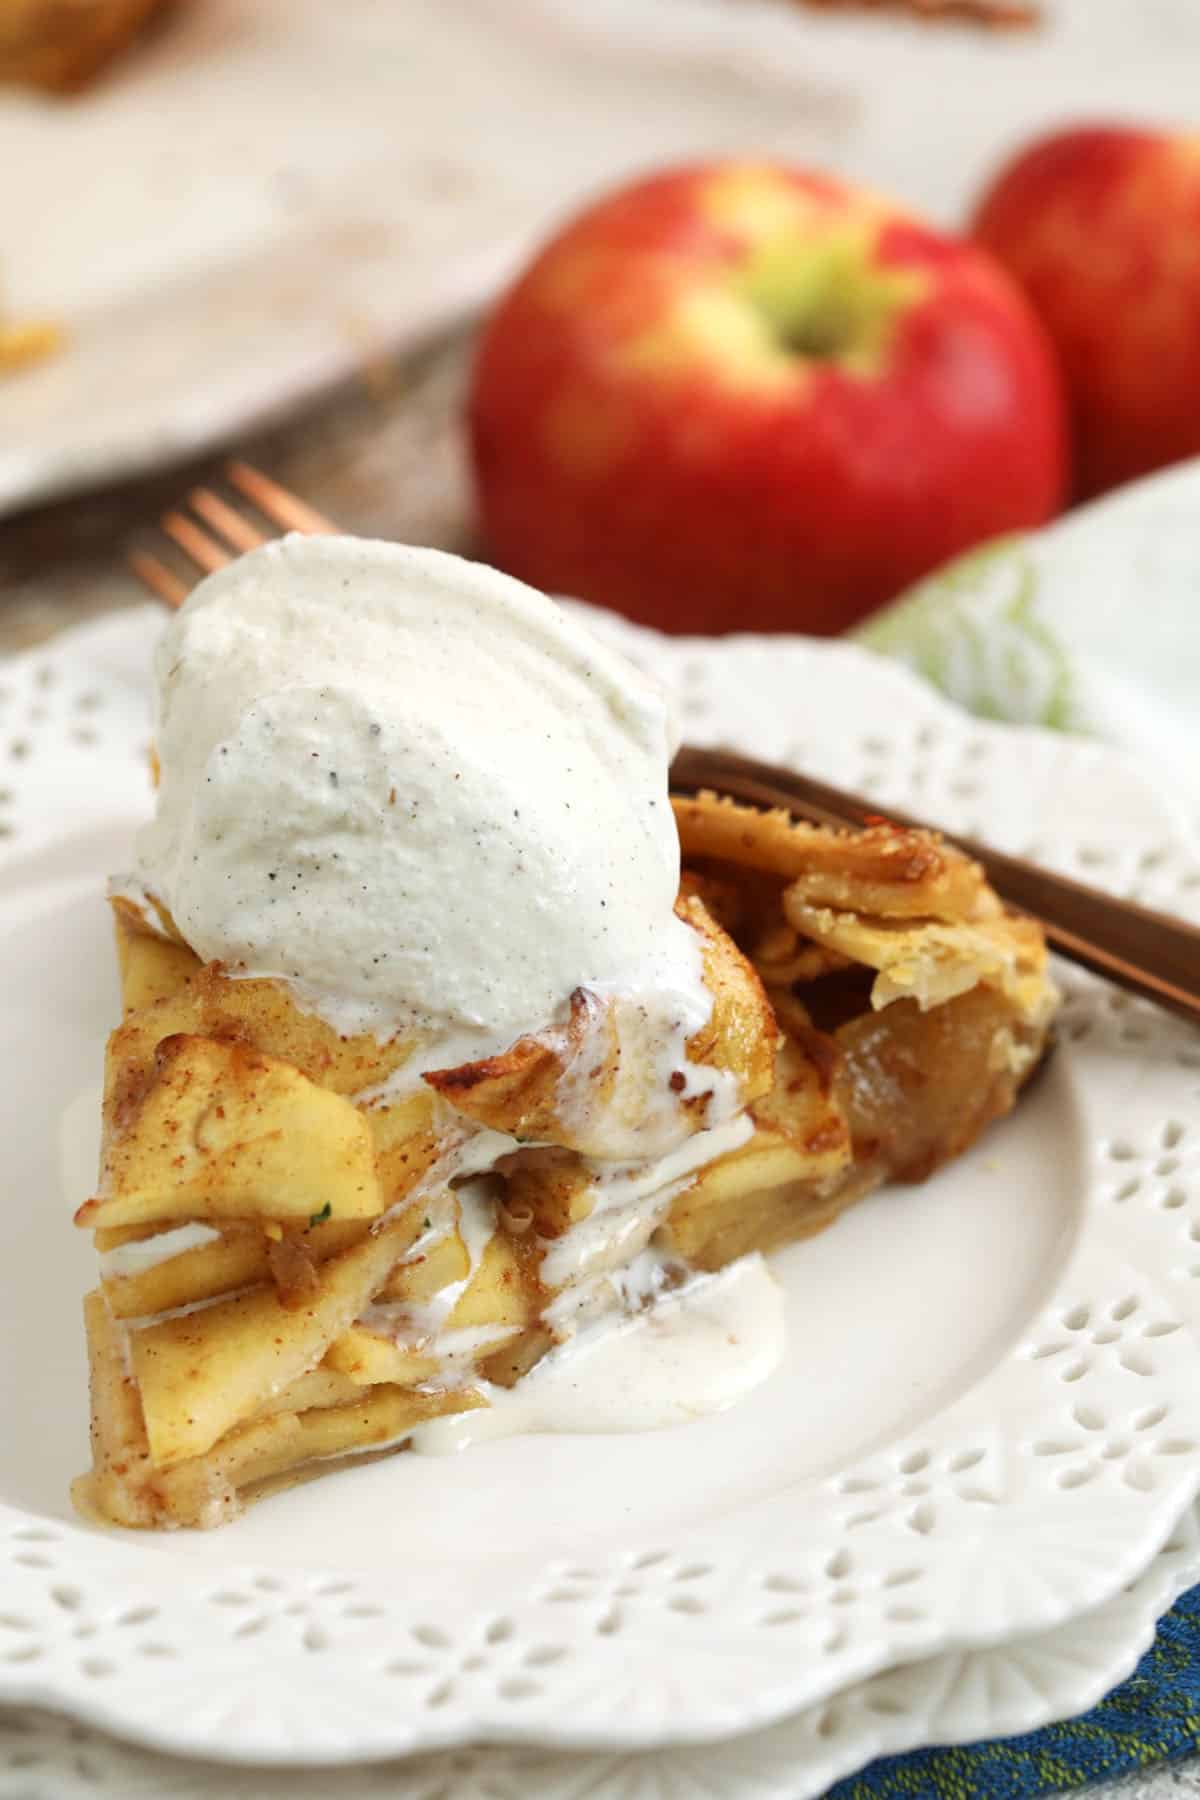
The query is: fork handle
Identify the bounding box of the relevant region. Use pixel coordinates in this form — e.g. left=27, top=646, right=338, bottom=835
left=669, top=745, right=1200, bottom=1029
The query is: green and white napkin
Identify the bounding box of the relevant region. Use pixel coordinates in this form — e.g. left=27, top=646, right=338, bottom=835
left=859, top=459, right=1200, bottom=792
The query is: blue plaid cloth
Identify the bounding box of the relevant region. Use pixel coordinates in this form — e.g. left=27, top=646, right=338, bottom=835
left=831, top=1583, right=1200, bottom=1797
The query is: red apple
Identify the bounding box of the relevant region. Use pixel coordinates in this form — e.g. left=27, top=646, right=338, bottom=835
left=469, top=162, right=1067, bottom=636
left=973, top=125, right=1200, bottom=500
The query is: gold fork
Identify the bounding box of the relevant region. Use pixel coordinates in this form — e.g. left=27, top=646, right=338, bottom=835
left=127, top=461, right=1200, bottom=1027
left=129, top=461, right=338, bottom=607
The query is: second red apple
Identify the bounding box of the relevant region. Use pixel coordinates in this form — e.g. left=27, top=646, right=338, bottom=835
left=974, top=125, right=1200, bottom=500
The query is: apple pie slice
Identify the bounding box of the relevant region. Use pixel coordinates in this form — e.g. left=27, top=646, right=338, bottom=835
left=74, top=797, right=1053, bottom=1529
left=70, top=536, right=1055, bottom=1529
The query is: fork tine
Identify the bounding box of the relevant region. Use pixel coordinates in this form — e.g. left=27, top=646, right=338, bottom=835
left=128, top=464, right=338, bottom=611
left=128, top=549, right=191, bottom=609
left=188, top=486, right=269, bottom=554
left=226, top=461, right=337, bottom=536
left=162, top=510, right=233, bottom=574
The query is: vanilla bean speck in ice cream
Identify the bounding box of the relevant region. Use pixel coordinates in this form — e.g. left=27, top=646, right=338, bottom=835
left=129, top=535, right=707, bottom=1052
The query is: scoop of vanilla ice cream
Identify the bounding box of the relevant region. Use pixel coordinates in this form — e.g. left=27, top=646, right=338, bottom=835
left=134, top=535, right=702, bottom=1045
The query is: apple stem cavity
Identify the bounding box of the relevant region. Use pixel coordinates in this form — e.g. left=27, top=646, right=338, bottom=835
left=736, top=234, right=925, bottom=372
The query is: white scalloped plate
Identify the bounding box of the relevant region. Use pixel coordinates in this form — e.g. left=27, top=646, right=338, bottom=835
left=2, top=608, right=1200, bottom=1766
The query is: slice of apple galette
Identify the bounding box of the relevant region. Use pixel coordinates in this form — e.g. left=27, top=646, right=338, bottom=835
left=72, top=536, right=1055, bottom=1528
